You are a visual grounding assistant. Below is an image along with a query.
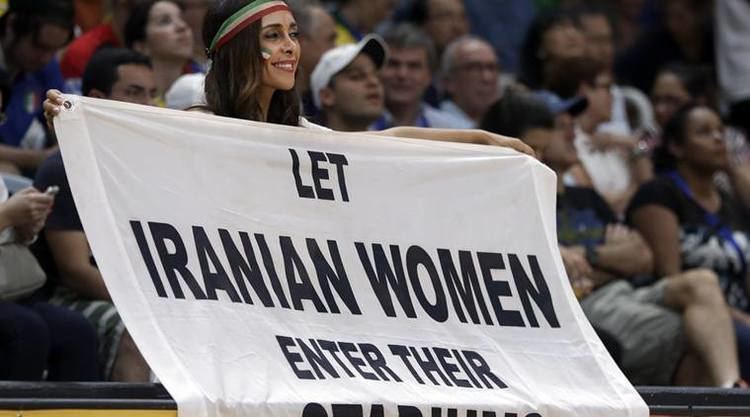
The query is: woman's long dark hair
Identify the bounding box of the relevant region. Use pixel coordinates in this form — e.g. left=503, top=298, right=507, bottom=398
left=655, top=63, right=716, bottom=108
left=125, top=0, right=185, bottom=48
left=203, top=0, right=300, bottom=125
left=653, top=102, right=701, bottom=173
left=518, top=10, right=575, bottom=90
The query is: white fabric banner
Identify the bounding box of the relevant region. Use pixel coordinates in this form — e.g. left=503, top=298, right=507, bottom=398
left=54, top=96, right=647, bottom=417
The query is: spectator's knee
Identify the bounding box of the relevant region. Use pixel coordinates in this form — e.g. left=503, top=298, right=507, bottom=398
left=9, top=306, right=50, bottom=347
left=668, top=269, right=724, bottom=307
left=59, top=314, right=98, bottom=355
left=0, top=304, right=50, bottom=361
left=685, top=269, right=722, bottom=300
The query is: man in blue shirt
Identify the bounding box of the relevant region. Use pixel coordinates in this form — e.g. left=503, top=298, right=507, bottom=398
left=0, top=0, right=74, bottom=176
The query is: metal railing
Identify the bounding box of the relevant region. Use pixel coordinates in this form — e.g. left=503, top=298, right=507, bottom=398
left=0, top=383, right=749, bottom=416
left=639, top=386, right=750, bottom=416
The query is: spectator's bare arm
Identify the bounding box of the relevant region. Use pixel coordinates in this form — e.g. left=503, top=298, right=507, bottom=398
left=732, top=309, right=750, bottom=328
left=559, top=246, right=594, bottom=298
left=726, top=162, right=750, bottom=212
left=598, top=184, right=638, bottom=217
left=0, top=187, right=53, bottom=241
left=370, top=127, right=535, bottom=156
left=45, top=229, right=111, bottom=301
left=590, top=132, right=637, bottom=152
left=567, top=164, right=594, bottom=188
left=0, top=144, right=58, bottom=172
left=559, top=245, right=592, bottom=280
left=631, top=153, right=654, bottom=185
left=629, top=205, right=683, bottom=277
left=590, top=224, right=653, bottom=277
left=43, top=89, right=65, bottom=131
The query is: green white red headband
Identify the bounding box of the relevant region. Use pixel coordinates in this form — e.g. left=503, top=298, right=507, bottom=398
left=207, top=0, right=289, bottom=56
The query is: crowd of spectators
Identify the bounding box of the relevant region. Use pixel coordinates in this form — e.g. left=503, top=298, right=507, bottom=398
left=1, top=0, right=749, bottom=389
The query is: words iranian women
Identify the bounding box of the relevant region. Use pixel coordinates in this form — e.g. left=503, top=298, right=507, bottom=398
left=124, top=147, right=563, bottom=417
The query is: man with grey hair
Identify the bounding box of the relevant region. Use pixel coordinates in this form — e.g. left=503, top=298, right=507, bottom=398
left=287, top=0, right=338, bottom=117
left=439, top=36, right=500, bottom=128
left=374, top=23, right=466, bottom=129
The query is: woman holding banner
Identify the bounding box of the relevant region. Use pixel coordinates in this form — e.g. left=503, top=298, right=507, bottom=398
left=44, top=0, right=532, bottom=155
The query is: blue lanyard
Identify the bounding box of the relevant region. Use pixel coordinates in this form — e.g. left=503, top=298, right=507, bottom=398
left=667, top=171, right=748, bottom=278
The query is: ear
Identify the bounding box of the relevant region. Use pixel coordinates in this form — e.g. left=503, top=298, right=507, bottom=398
left=319, top=86, right=335, bottom=108
left=88, top=89, right=108, bottom=99
left=133, top=41, right=149, bottom=56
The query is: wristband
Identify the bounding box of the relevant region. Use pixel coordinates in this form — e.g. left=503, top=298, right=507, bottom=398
left=584, top=244, right=599, bottom=266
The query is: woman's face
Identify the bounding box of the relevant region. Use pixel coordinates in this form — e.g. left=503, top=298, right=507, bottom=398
left=583, top=72, right=613, bottom=124
left=259, top=10, right=300, bottom=91
left=673, top=107, right=727, bottom=173
left=143, top=1, right=193, bottom=60
left=543, top=113, right=579, bottom=170
left=541, top=22, right=586, bottom=61
left=665, top=0, right=701, bottom=42
left=652, top=71, right=691, bottom=128
left=522, top=127, right=555, bottom=158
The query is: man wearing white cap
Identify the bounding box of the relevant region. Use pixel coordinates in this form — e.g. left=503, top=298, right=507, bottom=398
left=165, top=73, right=206, bottom=110
left=310, top=34, right=387, bottom=131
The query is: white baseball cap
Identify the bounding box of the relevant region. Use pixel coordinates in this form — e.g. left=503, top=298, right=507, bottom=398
left=165, top=73, right=206, bottom=110
left=310, top=34, right=388, bottom=109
